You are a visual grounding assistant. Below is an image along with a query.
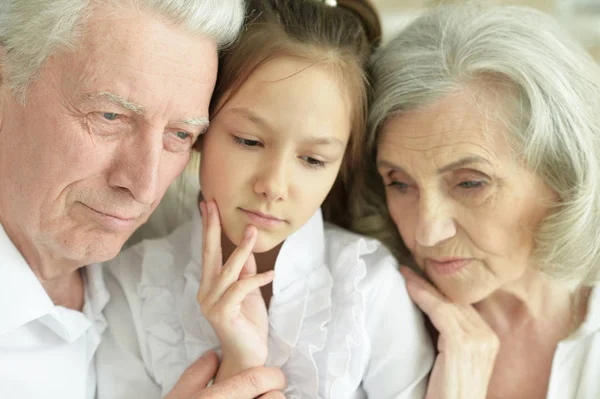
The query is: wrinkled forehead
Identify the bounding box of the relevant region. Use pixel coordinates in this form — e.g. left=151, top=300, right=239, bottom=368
left=377, top=90, right=515, bottom=168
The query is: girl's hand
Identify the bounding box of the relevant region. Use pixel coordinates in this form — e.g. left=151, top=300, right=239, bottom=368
left=400, top=267, right=499, bottom=399
left=197, top=200, right=274, bottom=382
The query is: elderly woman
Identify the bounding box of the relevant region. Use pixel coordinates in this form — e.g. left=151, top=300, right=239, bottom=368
left=351, top=4, right=600, bottom=399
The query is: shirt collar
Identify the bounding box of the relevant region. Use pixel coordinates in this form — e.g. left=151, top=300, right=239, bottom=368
left=0, top=221, right=109, bottom=343
left=0, top=222, right=55, bottom=335
left=271, top=209, right=325, bottom=296
left=577, top=285, right=600, bottom=336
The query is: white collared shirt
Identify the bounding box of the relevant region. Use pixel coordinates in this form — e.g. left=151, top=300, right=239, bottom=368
left=97, top=207, right=434, bottom=399
left=0, top=223, right=109, bottom=399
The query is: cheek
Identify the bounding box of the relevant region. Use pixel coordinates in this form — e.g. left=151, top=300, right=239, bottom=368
left=386, top=193, right=418, bottom=249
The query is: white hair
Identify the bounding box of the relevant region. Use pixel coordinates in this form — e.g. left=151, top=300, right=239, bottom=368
left=355, top=3, right=600, bottom=285
left=0, top=0, right=244, bottom=102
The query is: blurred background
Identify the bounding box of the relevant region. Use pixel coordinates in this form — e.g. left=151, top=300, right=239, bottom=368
left=374, top=0, right=600, bottom=59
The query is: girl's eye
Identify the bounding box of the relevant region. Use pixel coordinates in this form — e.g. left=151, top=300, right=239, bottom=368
left=233, top=136, right=261, bottom=147
left=103, top=112, right=120, bottom=121
left=300, top=156, right=326, bottom=169
left=457, top=180, right=485, bottom=189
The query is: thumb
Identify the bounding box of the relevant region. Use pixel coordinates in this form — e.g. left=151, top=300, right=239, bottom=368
left=165, top=351, right=219, bottom=399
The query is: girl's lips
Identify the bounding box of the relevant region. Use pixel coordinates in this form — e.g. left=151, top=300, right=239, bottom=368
left=240, top=208, right=284, bottom=228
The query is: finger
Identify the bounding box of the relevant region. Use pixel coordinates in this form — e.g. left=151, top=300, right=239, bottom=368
left=405, top=278, right=461, bottom=335
left=165, top=350, right=219, bottom=399
left=196, top=367, right=287, bottom=399
left=258, top=392, right=286, bottom=399
left=239, top=252, right=257, bottom=279
left=201, top=225, right=257, bottom=309
left=216, top=271, right=275, bottom=312
left=399, top=267, right=441, bottom=295
left=201, top=200, right=223, bottom=289
left=218, top=225, right=257, bottom=286
left=401, top=267, right=482, bottom=331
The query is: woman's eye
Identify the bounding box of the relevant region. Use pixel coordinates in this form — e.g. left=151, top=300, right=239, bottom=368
left=102, top=112, right=120, bottom=121
left=387, top=181, right=409, bottom=190
left=300, top=156, right=326, bottom=169
left=233, top=136, right=261, bottom=147
left=458, top=180, right=485, bottom=189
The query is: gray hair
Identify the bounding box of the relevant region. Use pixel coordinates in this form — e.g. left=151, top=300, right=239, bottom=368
left=353, top=3, right=600, bottom=285
left=0, top=0, right=244, bottom=102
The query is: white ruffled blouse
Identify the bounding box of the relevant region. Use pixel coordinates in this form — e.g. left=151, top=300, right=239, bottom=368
left=97, top=207, right=434, bottom=399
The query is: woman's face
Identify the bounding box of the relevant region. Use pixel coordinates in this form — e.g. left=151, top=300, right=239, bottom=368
left=200, top=56, right=350, bottom=252
left=377, top=89, right=556, bottom=304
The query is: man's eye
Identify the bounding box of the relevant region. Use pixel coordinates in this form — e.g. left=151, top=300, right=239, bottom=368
left=176, top=131, right=191, bottom=140
left=103, top=112, right=120, bottom=121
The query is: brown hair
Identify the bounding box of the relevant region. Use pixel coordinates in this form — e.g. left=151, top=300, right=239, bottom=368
left=200, top=0, right=381, bottom=227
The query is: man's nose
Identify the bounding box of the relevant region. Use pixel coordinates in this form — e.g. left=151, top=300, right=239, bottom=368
left=107, top=132, right=162, bottom=205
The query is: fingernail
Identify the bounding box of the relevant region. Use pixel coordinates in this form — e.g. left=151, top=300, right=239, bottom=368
left=245, top=226, right=254, bottom=239
left=207, top=201, right=213, bottom=216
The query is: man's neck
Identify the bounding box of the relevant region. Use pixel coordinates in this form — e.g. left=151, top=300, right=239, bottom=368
left=39, top=269, right=86, bottom=311
left=1, top=216, right=86, bottom=310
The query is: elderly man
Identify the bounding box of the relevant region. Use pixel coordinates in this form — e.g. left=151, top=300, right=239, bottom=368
left=0, top=1, right=284, bottom=398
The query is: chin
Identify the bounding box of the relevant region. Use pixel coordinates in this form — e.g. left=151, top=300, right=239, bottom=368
left=251, top=232, right=284, bottom=253
left=437, top=282, right=495, bottom=305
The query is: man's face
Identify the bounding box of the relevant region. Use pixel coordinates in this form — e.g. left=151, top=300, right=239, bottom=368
left=0, top=6, right=218, bottom=275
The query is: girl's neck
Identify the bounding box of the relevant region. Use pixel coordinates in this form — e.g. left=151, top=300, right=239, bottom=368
left=220, top=230, right=283, bottom=308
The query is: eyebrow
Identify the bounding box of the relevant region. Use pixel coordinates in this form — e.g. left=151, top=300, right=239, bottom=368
left=91, top=91, right=145, bottom=114
left=377, top=156, right=492, bottom=174
left=83, top=91, right=210, bottom=133
left=227, top=107, right=345, bottom=147
left=176, top=116, right=210, bottom=134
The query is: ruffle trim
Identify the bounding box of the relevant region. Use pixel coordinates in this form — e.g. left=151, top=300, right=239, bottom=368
left=136, top=229, right=220, bottom=397
left=268, top=265, right=333, bottom=398
left=136, top=217, right=381, bottom=399
left=317, top=232, right=378, bottom=399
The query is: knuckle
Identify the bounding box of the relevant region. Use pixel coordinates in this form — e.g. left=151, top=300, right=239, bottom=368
left=242, top=368, right=267, bottom=390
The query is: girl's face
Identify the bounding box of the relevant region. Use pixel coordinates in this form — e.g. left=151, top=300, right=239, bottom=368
left=200, top=56, right=351, bottom=252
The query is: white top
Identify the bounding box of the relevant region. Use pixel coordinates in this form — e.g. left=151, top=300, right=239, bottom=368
left=97, top=208, right=434, bottom=399
left=547, top=286, right=600, bottom=399
left=0, top=223, right=108, bottom=399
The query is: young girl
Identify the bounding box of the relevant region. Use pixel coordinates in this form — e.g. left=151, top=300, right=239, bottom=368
left=99, top=1, right=434, bottom=398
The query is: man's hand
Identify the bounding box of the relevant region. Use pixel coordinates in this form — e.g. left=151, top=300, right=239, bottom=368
left=165, top=351, right=286, bottom=399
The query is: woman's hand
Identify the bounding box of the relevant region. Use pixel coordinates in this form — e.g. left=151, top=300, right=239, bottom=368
left=400, top=267, right=499, bottom=399
left=197, top=200, right=274, bottom=382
